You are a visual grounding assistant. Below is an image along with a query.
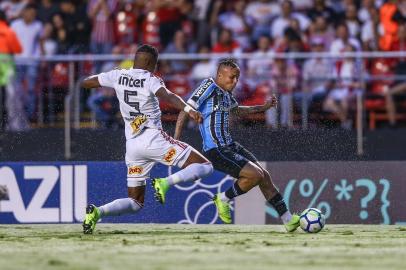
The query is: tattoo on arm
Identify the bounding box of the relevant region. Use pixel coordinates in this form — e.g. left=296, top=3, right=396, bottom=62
left=232, top=105, right=265, bottom=116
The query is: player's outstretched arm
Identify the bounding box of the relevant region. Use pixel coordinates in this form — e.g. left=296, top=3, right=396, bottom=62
left=81, top=75, right=101, bottom=89
left=155, top=87, right=202, bottom=124
left=174, top=111, right=189, bottom=140
left=232, top=94, right=278, bottom=116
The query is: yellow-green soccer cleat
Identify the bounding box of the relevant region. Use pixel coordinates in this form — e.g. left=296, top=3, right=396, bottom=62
left=83, top=204, right=101, bottom=234
left=284, top=213, right=300, bottom=232
left=152, top=178, right=170, bottom=204
left=213, top=194, right=232, bottom=224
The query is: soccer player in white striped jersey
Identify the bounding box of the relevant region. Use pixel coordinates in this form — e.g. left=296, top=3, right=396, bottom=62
left=81, top=44, right=213, bottom=234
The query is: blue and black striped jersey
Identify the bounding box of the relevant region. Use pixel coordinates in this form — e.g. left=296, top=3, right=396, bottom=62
left=187, top=78, right=238, bottom=151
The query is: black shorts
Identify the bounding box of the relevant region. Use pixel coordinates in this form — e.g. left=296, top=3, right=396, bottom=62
left=203, top=142, right=258, bottom=178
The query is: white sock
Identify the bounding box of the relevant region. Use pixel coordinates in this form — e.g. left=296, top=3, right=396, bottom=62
left=99, top=198, right=142, bottom=217
left=219, top=192, right=230, bottom=202
left=281, top=211, right=293, bottom=224
left=166, top=162, right=213, bottom=186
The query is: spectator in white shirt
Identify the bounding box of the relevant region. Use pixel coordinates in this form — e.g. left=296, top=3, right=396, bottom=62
left=301, top=37, right=333, bottom=104
left=270, top=0, right=310, bottom=40
left=0, top=0, right=28, bottom=22
left=358, top=0, right=383, bottom=23
left=11, top=4, right=44, bottom=121
left=345, top=4, right=362, bottom=39
left=361, top=6, right=383, bottom=51
left=190, top=46, right=217, bottom=84
left=330, top=23, right=361, bottom=55
left=324, top=44, right=365, bottom=129
left=246, top=35, right=274, bottom=89
left=218, top=0, right=251, bottom=50
left=244, top=0, right=280, bottom=42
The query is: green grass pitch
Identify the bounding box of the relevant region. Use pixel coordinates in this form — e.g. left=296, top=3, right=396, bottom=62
left=0, top=224, right=405, bottom=270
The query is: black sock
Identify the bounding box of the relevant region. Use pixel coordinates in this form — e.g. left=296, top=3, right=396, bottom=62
left=268, top=193, right=288, bottom=216
left=225, top=181, right=246, bottom=200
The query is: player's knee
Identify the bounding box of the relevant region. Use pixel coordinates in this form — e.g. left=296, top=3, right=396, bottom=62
left=203, top=162, right=214, bottom=176
left=249, top=168, right=264, bottom=186
left=190, top=161, right=213, bottom=178
left=256, top=169, right=265, bottom=185
left=129, top=198, right=143, bottom=212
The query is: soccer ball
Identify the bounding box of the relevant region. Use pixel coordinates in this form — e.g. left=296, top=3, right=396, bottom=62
left=299, top=208, right=325, bottom=233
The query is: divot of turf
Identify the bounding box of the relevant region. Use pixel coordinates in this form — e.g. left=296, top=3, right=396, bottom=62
left=341, top=230, right=354, bottom=235
left=48, top=259, right=67, bottom=266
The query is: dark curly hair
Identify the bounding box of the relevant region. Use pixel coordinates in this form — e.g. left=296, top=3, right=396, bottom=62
left=136, top=44, right=158, bottom=62
left=217, top=58, right=239, bottom=71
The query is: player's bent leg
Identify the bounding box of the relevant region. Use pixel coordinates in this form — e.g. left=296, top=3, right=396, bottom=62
left=168, top=149, right=213, bottom=183
left=214, top=162, right=264, bottom=224
left=255, top=164, right=300, bottom=232
left=237, top=162, right=264, bottom=191
left=153, top=149, right=213, bottom=204
left=83, top=182, right=146, bottom=234
left=257, top=168, right=278, bottom=201
left=180, top=148, right=210, bottom=168
left=128, top=185, right=146, bottom=204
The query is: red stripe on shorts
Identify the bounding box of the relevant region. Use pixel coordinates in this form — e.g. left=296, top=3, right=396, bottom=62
left=160, top=129, right=187, bottom=150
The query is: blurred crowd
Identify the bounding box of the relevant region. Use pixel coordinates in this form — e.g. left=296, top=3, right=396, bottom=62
left=1, top=0, right=406, bottom=130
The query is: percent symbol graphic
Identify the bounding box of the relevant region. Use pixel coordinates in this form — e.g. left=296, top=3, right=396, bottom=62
left=298, top=179, right=331, bottom=218
left=266, top=178, right=331, bottom=219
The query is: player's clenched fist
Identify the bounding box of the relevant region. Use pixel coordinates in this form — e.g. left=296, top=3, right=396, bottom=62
left=262, top=94, right=278, bottom=110
left=188, top=109, right=203, bottom=123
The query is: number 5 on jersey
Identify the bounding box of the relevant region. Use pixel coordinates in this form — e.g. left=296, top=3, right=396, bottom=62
left=124, top=90, right=141, bottom=116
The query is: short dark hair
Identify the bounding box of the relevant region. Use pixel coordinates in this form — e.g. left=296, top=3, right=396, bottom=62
left=24, top=3, right=38, bottom=10
left=218, top=58, right=239, bottom=71
left=136, top=44, right=158, bottom=62
left=335, top=22, right=348, bottom=31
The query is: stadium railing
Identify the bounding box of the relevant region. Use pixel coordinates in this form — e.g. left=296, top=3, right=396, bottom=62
left=4, top=51, right=406, bottom=159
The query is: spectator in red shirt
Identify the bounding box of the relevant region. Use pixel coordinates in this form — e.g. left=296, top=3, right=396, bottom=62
left=212, top=28, right=242, bottom=54
left=385, top=24, right=406, bottom=127
left=155, top=0, right=183, bottom=49
left=0, top=10, right=21, bottom=55
left=87, top=0, right=118, bottom=56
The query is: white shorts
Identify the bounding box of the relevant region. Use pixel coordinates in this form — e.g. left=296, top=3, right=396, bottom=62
left=125, top=128, right=192, bottom=187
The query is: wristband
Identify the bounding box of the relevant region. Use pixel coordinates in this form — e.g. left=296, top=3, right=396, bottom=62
left=183, top=105, right=193, bottom=113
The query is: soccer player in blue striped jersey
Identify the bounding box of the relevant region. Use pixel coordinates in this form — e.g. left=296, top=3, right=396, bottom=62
left=172, top=59, right=301, bottom=232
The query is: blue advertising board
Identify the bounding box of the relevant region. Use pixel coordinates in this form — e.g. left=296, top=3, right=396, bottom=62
left=0, top=162, right=234, bottom=224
